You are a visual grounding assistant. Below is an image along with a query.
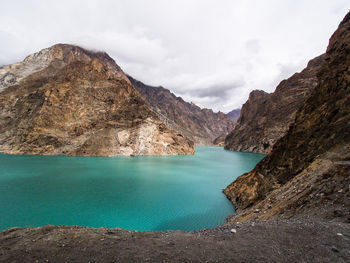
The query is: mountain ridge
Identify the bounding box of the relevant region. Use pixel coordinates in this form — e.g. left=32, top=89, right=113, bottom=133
left=128, top=75, right=235, bottom=145
left=224, top=12, right=350, bottom=223
left=224, top=53, right=325, bottom=154
left=0, top=44, right=195, bottom=156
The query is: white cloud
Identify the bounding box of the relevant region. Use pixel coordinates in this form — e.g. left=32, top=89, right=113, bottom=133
left=0, top=0, right=349, bottom=112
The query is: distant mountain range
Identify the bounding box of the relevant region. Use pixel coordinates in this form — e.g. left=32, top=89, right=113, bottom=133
left=0, top=44, right=194, bottom=156
left=128, top=76, right=235, bottom=145
left=226, top=108, right=241, bottom=122
left=0, top=43, right=238, bottom=157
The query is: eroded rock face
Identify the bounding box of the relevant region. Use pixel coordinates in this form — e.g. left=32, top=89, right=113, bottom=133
left=0, top=44, right=194, bottom=156
left=224, top=12, right=350, bottom=222
left=128, top=76, right=235, bottom=145
left=212, top=135, right=226, bottom=146
left=225, top=54, right=325, bottom=154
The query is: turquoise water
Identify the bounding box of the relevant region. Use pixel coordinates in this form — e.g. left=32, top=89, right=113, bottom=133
left=0, top=146, right=264, bottom=231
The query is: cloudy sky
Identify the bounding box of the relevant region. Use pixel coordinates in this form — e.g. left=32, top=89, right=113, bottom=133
left=1, top=1, right=349, bottom=112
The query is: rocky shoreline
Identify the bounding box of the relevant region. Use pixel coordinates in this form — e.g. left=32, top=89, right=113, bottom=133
left=1, top=219, right=349, bottom=262
left=223, top=11, right=350, bottom=222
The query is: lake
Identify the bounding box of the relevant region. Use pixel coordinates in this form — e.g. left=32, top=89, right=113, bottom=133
left=0, top=146, right=264, bottom=231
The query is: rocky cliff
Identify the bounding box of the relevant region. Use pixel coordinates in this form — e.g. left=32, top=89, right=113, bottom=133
left=224, top=12, right=350, bottom=223
left=226, top=108, right=241, bottom=122
left=0, top=44, right=195, bottom=156
left=225, top=54, right=325, bottom=154
left=128, top=76, right=235, bottom=145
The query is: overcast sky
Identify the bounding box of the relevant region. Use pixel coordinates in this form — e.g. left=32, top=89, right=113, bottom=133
left=1, top=1, right=349, bottom=112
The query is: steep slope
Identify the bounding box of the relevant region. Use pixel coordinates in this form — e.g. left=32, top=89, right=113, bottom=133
left=128, top=76, right=235, bottom=145
left=226, top=108, right=241, bottom=122
left=212, top=135, right=226, bottom=146
left=224, top=12, right=350, bottom=222
left=225, top=54, right=325, bottom=154
left=0, top=44, right=194, bottom=156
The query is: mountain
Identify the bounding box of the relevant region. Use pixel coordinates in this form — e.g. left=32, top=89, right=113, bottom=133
left=0, top=44, right=194, bottom=156
left=224, top=12, right=350, bottom=223
left=128, top=76, right=235, bottom=145
left=225, top=54, right=325, bottom=154
left=226, top=108, right=241, bottom=122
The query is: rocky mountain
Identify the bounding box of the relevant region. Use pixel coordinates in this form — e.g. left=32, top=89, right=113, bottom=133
left=0, top=44, right=194, bottom=156
left=128, top=76, right=235, bottom=145
left=212, top=135, right=226, bottom=146
left=225, top=54, right=325, bottom=154
left=226, top=108, right=241, bottom=122
left=224, top=12, right=350, bottom=223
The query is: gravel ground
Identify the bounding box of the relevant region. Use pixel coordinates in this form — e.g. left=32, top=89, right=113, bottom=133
left=1, top=220, right=349, bottom=262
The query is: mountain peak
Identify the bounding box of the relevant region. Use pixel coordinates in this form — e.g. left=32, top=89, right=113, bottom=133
left=0, top=44, right=128, bottom=92
left=0, top=45, right=195, bottom=156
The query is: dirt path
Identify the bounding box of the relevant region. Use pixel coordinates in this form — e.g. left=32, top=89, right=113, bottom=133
left=1, top=220, right=349, bottom=262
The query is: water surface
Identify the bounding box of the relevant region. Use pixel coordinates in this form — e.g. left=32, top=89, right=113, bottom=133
left=0, top=146, right=264, bottom=231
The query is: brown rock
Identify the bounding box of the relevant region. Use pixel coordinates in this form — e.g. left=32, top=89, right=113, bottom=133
left=0, top=44, right=195, bottom=156
left=213, top=135, right=226, bottom=146
left=224, top=11, right=350, bottom=222
left=128, top=76, right=235, bottom=145
left=225, top=54, right=325, bottom=154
